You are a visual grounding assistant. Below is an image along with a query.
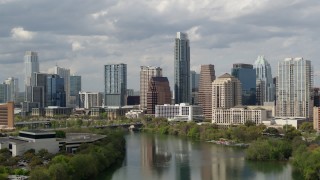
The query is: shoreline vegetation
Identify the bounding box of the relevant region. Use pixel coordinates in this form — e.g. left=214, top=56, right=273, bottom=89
left=29, top=129, right=126, bottom=180
left=0, top=128, right=126, bottom=180
left=141, top=118, right=320, bottom=179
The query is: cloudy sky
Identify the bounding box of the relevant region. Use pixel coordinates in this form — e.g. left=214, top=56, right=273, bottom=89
left=1, top=0, right=320, bottom=92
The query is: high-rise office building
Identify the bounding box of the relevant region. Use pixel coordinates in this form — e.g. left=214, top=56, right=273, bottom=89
left=24, top=51, right=39, bottom=101
left=231, top=63, right=256, bottom=105
left=52, top=66, right=70, bottom=106
left=0, top=84, right=8, bottom=103
left=4, top=77, right=19, bottom=103
left=70, top=75, right=81, bottom=107
left=276, top=58, right=313, bottom=119
left=190, top=70, right=200, bottom=105
left=254, top=56, right=275, bottom=105
left=140, top=66, right=162, bottom=109
left=174, top=32, right=190, bottom=104
left=256, top=79, right=265, bottom=106
left=146, top=77, right=171, bottom=114
left=47, top=74, right=66, bottom=107
left=198, top=65, right=215, bottom=120
left=24, top=51, right=39, bottom=86
left=30, top=72, right=48, bottom=108
left=212, top=73, right=242, bottom=109
left=104, top=63, right=127, bottom=106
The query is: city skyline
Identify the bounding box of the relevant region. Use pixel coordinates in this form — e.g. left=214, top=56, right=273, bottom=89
left=1, top=1, right=320, bottom=92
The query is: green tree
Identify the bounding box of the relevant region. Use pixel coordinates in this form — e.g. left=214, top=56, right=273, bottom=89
left=29, top=156, right=43, bottom=169
left=48, top=163, right=70, bottom=180
left=29, top=167, right=50, bottom=180
left=299, top=122, right=315, bottom=133
left=55, top=130, right=66, bottom=138
left=69, top=154, right=99, bottom=180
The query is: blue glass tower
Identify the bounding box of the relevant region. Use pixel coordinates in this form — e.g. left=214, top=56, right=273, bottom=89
left=47, top=74, right=66, bottom=107
left=231, top=63, right=256, bottom=105
left=174, top=32, right=190, bottom=104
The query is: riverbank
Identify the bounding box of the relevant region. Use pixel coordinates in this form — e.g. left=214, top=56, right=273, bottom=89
left=0, top=128, right=126, bottom=180
left=142, top=118, right=319, bottom=179
left=30, top=129, right=126, bottom=180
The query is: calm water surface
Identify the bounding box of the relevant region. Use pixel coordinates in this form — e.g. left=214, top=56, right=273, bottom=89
left=101, top=133, right=299, bottom=180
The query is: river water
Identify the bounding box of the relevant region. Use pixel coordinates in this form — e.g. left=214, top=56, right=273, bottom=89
left=102, top=133, right=300, bottom=180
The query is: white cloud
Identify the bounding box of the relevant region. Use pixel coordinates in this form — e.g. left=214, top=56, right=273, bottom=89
left=11, top=27, right=35, bottom=40
left=91, top=10, right=108, bottom=19
left=186, top=26, right=202, bottom=41
left=71, top=41, right=84, bottom=51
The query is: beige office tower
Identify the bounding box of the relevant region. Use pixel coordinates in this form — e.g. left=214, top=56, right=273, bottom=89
left=140, top=66, right=162, bottom=109
left=212, top=73, right=242, bottom=109
left=198, top=65, right=215, bottom=120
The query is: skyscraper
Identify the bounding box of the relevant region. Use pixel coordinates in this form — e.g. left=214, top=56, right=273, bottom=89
left=253, top=56, right=275, bottom=105
left=174, top=32, right=190, bottom=104
left=0, top=83, right=8, bottom=103
left=70, top=75, right=81, bottom=107
left=190, top=70, right=200, bottom=105
left=24, top=51, right=39, bottom=86
left=140, top=66, right=162, bottom=109
left=4, top=77, right=19, bottom=103
left=231, top=63, right=256, bottom=105
left=104, top=63, right=127, bottom=106
left=212, top=73, right=242, bottom=109
left=24, top=51, right=39, bottom=101
left=276, top=58, right=313, bottom=119
left=52, top=66, right=70, bottom=107
left=146, top=77, right=171, bottom=114
left=198, top=65, right=215, bottom=120
left=47, top=74, right=66, bottom=107
left=31, top=72, right=48, bottom=108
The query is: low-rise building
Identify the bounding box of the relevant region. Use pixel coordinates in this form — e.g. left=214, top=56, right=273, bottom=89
left=125, top=110, right=144, bottom=119
left=0, top=102, right=14, bottom=129
left=32, top=106, right=73, bottom=117
left=212, top=106, right=268, bottom=126
left=271, top=117, right=307, bottom=129
left=0, top=130, right=59, bottom=156
left=155, top=103, right=204, bottom=122
left=58, top=133, right=106, bottom=153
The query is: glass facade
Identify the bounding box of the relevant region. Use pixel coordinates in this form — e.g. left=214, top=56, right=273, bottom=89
left=231, top=64, right=256, bottom=105
left=254, top=56, right=275, bottom=104
left=70, top=75, right=81, bottom=107
left=174, top=32, right=191, bottom=104
left=104, top=64, right=127, bottom=106
left=47, top=74, right=66, bottom=107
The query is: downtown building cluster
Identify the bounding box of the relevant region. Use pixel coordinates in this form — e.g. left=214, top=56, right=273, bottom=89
left=0, top=32, right=319, bottom=131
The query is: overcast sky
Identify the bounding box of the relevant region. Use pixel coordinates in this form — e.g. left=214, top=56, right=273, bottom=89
left=1, top=0, right=320, bottom=92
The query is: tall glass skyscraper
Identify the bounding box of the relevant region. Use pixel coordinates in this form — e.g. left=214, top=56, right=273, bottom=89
left=24, top=51, right=39, bottom=101
left=70, top=75, right=81, bottom=107
left=231, top=63, right=256, bottom=105
left=104, top=63, right=127, bottom=106
left=47, top=74, right=66, bottom=107
left=276, top=58, right=313, bottom=119
left=254, top=56, right=275, bottom=105
left=24, top=51, right=39, bottom=86
left=174, top=32, right=190, bottom=104
left=53, top=66, right=70, bottom=106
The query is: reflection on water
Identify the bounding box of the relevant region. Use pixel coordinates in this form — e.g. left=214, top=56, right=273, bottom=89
left=109, top=133, right=296, bottom=180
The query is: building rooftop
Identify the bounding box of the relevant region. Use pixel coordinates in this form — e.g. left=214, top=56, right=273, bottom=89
left=61, top=133, right=106, bottom=144
left=20, top=130, right=55, bottom=135
left=218, top=73, right=234, bottom=79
